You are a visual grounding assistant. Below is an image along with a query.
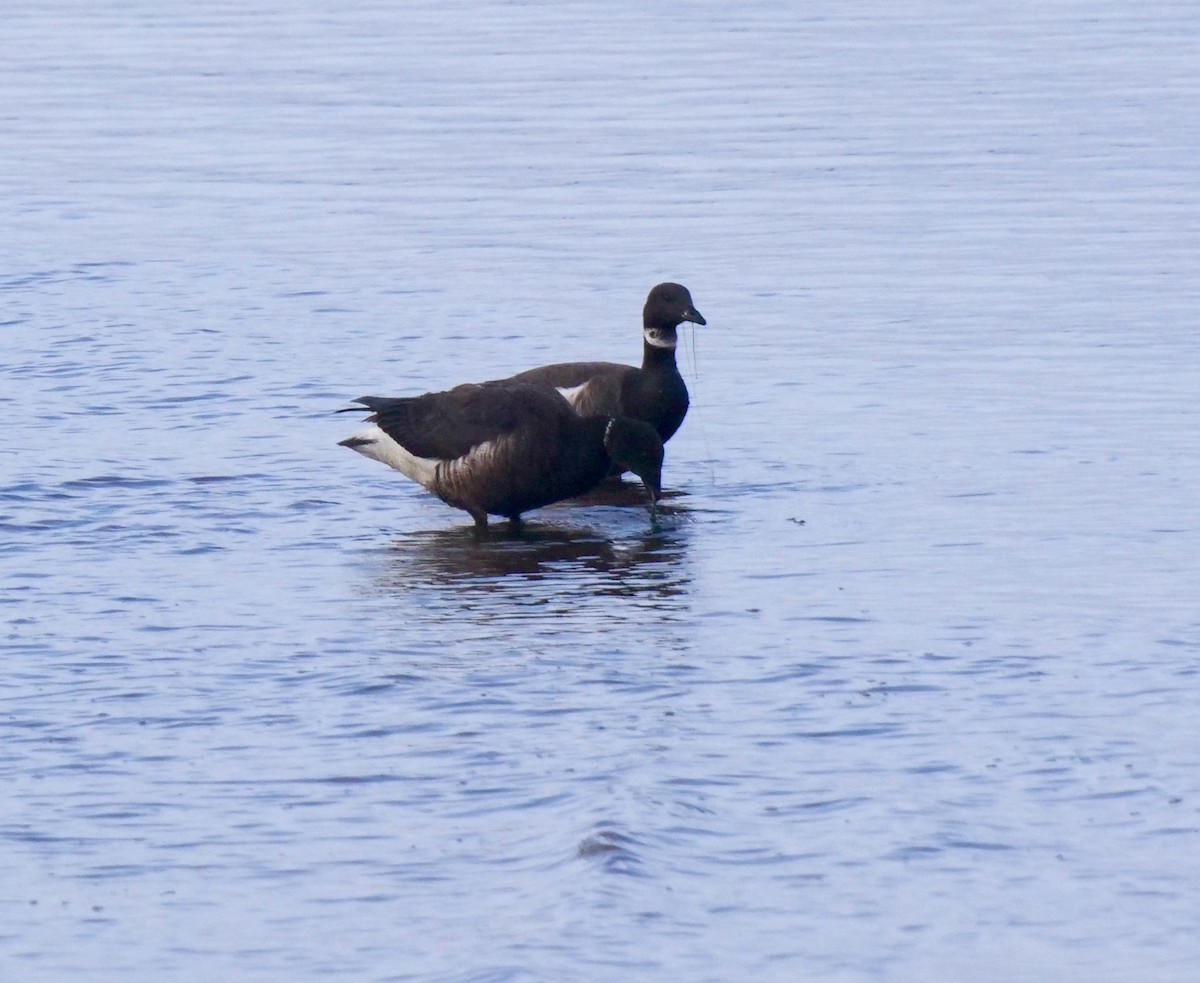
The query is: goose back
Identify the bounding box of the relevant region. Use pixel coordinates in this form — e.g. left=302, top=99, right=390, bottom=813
left=505, top=282, right=704, bottom=443
left=340, top=382, right=655, bottom=527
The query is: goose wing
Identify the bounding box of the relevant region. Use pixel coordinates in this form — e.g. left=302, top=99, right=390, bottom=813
left=352, top=382, right=571, bottom=461
left=509, top=361, right=631, bottom=418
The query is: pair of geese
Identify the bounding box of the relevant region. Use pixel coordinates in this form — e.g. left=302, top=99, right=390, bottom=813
left=339, top=283, right=706, bottom=529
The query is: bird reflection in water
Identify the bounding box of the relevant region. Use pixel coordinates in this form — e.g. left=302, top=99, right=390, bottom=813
left=370, top=487, right=692, bottom=607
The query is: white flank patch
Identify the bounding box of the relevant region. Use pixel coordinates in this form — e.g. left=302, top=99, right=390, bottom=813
left=556, top=382, right=591, bottom=407
left=643, top=328, right=677, bottom=349
left=342, top=425, right=438, bottom=487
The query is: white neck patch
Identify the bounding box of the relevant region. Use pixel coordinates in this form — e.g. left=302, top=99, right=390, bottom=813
left=644, top=328, right=677, bottom=349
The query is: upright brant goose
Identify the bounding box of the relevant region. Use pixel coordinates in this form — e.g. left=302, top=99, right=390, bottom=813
left=338, top=381, right=664, bottom=529
left=507, top=282, right=706, bottom=443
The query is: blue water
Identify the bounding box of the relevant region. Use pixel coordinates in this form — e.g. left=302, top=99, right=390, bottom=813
left=3, top=2, right=1200, bottom=980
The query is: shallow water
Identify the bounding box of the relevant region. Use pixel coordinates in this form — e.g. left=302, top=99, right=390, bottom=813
left=3, top=2, right=1200, bottom=980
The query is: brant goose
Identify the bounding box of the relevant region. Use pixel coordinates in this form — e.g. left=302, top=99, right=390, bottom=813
left=338, top=381, right=663, bottom=529
left=507, top=282, right=706, bottom=443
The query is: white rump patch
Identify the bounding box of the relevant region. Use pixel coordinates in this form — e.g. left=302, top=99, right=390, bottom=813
left=341, top=425, right=438, bottom=487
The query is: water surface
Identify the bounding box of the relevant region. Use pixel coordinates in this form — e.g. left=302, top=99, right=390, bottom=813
left=3, top=2, right=1200, bottom=981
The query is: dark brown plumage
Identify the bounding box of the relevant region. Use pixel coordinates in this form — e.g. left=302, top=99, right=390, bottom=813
left=507, top=282, right=706, bottom=443
left=339, top=381, right=663, bottom=529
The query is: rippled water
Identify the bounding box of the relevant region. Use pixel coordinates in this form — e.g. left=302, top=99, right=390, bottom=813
left=4, top=2, right=1200, bottom=980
